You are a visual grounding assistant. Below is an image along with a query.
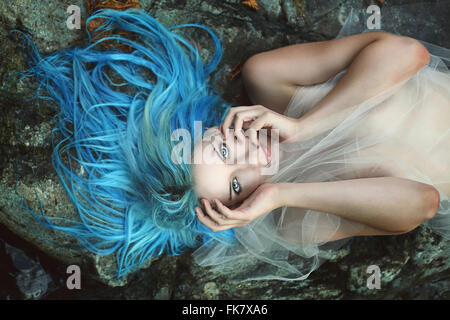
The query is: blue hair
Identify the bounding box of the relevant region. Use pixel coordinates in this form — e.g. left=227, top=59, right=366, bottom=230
left=10, top=9, right=234, bottom=278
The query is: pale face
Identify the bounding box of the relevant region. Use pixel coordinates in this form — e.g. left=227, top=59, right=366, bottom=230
left=192, top=126, right=273, bottom=207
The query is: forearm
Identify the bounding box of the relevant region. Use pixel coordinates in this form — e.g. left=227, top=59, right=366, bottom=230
left=276, top=177, right=437, bottom=233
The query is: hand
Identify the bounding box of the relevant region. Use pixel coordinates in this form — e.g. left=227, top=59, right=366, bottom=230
left=196, top=183, right=281, bottom=232
left=220, top=104, right=301, bottom=143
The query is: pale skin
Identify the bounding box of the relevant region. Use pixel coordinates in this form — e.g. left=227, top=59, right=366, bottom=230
left=193, top=31, right=441, bottom=242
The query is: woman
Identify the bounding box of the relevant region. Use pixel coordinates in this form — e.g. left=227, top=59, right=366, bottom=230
left=191, top=8, right=450, bottom=280
left=13, top=6, right=449, bottom=281
left=195, top=33, right=443, bottom=237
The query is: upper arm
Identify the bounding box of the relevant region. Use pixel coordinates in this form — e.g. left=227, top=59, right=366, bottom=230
left=241, top=31, right=429, bottom=114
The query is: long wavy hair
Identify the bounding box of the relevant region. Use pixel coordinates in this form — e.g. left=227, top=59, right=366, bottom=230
left=11, top=9, right=234, bottom=278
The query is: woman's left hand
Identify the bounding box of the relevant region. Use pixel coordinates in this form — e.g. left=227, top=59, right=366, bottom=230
left=196, top=183, right=281, bottom=232
left=220, top=104, right=302, bottom=143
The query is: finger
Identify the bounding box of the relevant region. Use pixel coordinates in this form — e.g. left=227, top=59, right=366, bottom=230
left=196, top=207, right=220, bottom=230
left=214, top=199, right=242, bottom=221
left=221, top=109, right=236, bottom=138
left=234, top=128, right=245, bottom=144
left=196, top=207, right=239, bottom=232
left=202, top=199, right=236, bottom=226
left=232, top=110, right=261, bottom=133
left=221, top=107, right=248, bottom=137
left=242, top=120, right=252, bottom=130
left=196, top=207, right=217, bottom=227
left=248, top=112, right=271, bottom=132
left=202, top=199, right=226, bottom=225
left=215, top=199, right=251, bottom=225
left=245, top=128, right=259, bottom=149
left=221, top=106, right=259, bottom=137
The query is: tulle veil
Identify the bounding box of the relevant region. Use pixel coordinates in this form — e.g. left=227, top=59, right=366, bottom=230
left=192, top=3, right=450, bottom=281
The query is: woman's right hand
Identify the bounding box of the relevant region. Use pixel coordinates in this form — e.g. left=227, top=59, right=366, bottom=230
left=220, top=104, right=302, bottom=144
left=196, top=183, right=282, bottom=232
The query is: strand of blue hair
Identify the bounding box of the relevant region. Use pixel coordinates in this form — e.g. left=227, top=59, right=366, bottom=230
left=9, top=8, right=235, bottom=279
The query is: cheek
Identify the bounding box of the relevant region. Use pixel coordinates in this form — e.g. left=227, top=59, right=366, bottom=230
left=237, top=169, right=263, bottom=201
left=193, top=165, right=228, bottom=200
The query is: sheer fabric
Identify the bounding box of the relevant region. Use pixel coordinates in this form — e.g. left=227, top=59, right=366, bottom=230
left=192, top=4, right=450, bottom=281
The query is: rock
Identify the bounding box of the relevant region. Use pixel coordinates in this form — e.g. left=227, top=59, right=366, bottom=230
left=154, top=285, right=170, bottom=300
left=203, top=281, right=220, bottom=300
left=281, top=0, right=307, bottom=28
left=3, top=241, right=53, bottom=299
left=0, top=0, right=449, bottom=299
left=259, top=0, right=283, bottom=22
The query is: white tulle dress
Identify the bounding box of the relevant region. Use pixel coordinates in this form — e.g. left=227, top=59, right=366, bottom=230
left=192, top=4, right=450, bottom=281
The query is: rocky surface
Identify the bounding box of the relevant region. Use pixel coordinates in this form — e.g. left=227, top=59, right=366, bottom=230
left=0, top=0, right=449, bottom=299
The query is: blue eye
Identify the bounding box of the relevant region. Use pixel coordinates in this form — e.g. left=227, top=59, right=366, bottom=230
left=232, top=177, right=241, bottom=194
left=221, top=143, right=228, bottom=159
